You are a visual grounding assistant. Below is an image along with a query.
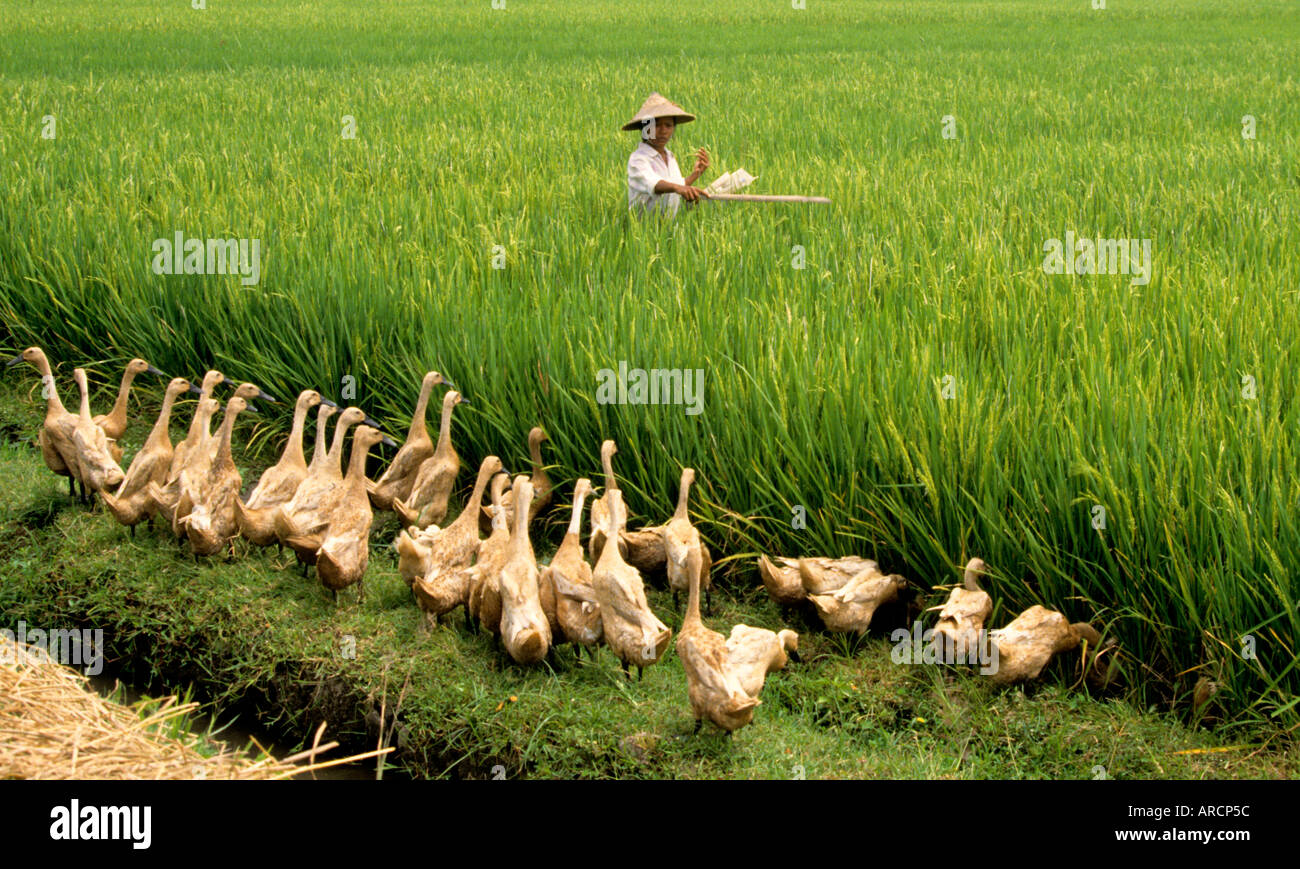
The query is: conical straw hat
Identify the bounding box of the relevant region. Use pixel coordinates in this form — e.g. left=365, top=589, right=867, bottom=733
left=622, top=92, right=696, bottom=131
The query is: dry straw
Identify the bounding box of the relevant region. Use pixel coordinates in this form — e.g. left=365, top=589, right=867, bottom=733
left=0, top=637, right=389, bottom=780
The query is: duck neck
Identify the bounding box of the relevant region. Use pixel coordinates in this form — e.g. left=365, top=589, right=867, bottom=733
left=457, top=465, right=494, bottom=530
left=34, top=356, right=67, bottom=417
left=195, top=405, right=217, bottom=446
left=76, top=376, right=92, bottom=422
left=408, top=378, right=435, bottom=443
left=345, top=435, right=373, bottom=486
left=435, top=397, right=455, bottom=453
left=283, top=398, right=311, bottom=468
left=146, top=388, right=182, bottom=448
left=601, top=447, right=616, bottom=491
left=565, top=489, right=589, bottom=542
left=509, top=488, right=534, bottom=558
left=327, top=417, right=355, bottom=474
left=215, top=407, right=240, bottom=467
left=684, top=542, right=703, bottom=626
left=308, top=411, right=331, bottom=469
left=529, top=434, right=546, bottom=480
left=596, top=494, right=622, bottom=569
left=672, top=474, right=692, bottom=522
left=108, top=366, right=138, bottom=424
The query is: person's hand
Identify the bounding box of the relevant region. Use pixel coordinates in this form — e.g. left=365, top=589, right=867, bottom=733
left=691, top=147, right=710, bottom=176
left=676, top=184, right=710, bottom=202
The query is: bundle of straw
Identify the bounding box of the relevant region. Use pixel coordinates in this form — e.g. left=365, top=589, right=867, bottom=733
left=0, top=637, right=387, bottom=780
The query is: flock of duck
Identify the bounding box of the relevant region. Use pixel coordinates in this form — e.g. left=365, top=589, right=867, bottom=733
left=8, top=346, right=1115, bottom=736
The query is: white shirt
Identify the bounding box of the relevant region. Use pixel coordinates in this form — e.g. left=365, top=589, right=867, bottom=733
left=627, top=142, right=685, bottom=217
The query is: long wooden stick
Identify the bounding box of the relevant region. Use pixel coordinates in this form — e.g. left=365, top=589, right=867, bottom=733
left=705, top=193, right=831, bottom=203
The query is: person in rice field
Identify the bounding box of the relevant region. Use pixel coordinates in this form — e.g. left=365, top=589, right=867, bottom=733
left=624, top=92, right=711, bottom=217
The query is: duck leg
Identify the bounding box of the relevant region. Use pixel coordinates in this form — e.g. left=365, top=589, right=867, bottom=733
left=67, top=477, right=75, bottom=499
left=620, top=660, right=630, bottom=680
left=357, top=581, right=365, bottom=606
left=636, top=665, right=644, bottom=682
left=129, top=524, right=135, bottom=539
left=692, top=718, right=702, bottom=735
left=464, top=607, right=475, bottom=633
left=331, top=589, right=338, bottom=604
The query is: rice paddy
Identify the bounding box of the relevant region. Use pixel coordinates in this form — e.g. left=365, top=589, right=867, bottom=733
left=0, top=0, right=1297, bottom=734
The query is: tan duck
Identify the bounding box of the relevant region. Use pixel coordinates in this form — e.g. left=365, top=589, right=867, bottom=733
left=677, top=537, right=759, bottom=735
left=274, top=406, right=367, bottom=566
left=540, top=478, right=602, bottom=651
left=726, top=626, right=800, bottom=698
left=799, top=555, right=880, bottom=595
left=169, top=369, right=225, bottom=475
left=757, top=556, right=806, bottom=606
left=663, top=468, right=711, bottom=611
left=929, top=557, right=994, bottom=661
left=467, top=473, right=513, bottom=636
left=393, top=390, right=469, bottom=529
left=234, top=389, right=325, bottom=546
left=180, top=396, right=248, bottom=556
left=6, top=347, right=81, bottom=499
left=808, top=568, right=906, bottom=634
left=94, top=357, right=164, bottom=463
left=148, top=396, right=221, bottom=536
left=497, top=476, right=553, bottom=664
left=987, top=606, right=1103, bottom=686
left=483, top=426, right=553, bottom=534
left=407, top=454, right=502, bottom=627
left=587, top=439, right=624, bottom=562
left=592, top=489, right=671, bottom=679
left=203, top=381, right=275, bottom=463
left=151, top=369, right=224, bottom=527
left=311, top=425, right=386, bottom=604
left=101, top=377, right=191, bottom=533
left=70, top=368, right=125, bottom=497
left=369, top=371, right=452, bottom=512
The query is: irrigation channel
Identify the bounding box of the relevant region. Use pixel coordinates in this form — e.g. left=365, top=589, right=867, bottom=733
left=87, top=668, right=401, bottom=780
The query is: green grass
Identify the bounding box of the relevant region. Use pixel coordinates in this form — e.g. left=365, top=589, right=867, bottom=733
left=1, top=0, right=1298, bottom=728
left=0, top=382, right=1296, bottom=778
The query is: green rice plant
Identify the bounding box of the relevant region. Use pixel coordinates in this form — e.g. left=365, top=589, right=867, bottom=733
left=0, top=0, right=1296, bottom=726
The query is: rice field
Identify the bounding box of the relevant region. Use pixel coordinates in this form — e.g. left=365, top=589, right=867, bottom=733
left=0, top=0, right=1297, bottom=727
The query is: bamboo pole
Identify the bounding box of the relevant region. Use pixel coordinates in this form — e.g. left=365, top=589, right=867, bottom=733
left=705, top=193, right=831, bottom=203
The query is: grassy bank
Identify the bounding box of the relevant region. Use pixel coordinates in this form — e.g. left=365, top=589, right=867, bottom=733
left=0, top=383, right=1295, bottom=779
left=1, top=0, right=1298, bottom=723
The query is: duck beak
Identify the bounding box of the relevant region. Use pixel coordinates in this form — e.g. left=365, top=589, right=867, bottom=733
left=458, top=396, right=472, bottom=405
left=381, top=435, right=398, bottom=448
left=6, top=354, right=24, bottom=368
left=788, top=650, right=802, bottom=664
left=187, top=383, right=203, bottom=395
left=363, top=416, right=383, bottom=429
left=257, top=389, right=277, bottom=403
left=146, top=365, right=166, bottom=377
left=320, top=397, right=339, bottom=408
left=244, top=403, right=261, bottom=415
left=442, top=378, right=458, bottom=391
